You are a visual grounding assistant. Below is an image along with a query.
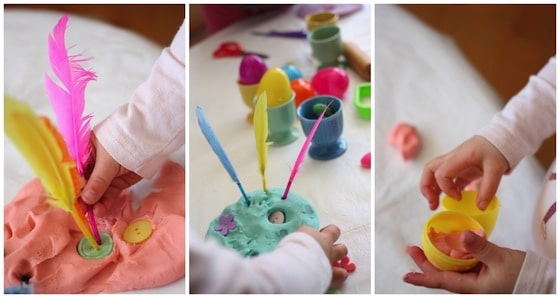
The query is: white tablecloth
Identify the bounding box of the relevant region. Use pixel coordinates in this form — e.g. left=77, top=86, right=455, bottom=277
left=189, top=4, right=371, bottom=294
left=4, top=9, right=185, bottom=294
left=374, top=4, right=545, bottom=294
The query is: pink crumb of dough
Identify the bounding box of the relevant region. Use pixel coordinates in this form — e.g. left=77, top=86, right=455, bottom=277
left=428, top=227, right=485, bottom=259
left=360, top=152, right=371, bottom=169
left=388, top=123, right=421, bottom=160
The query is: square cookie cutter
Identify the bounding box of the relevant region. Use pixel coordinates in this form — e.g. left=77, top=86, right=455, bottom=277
left=354, top=82, right=371, bottom=120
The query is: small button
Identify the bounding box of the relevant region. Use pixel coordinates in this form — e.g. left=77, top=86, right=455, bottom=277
left=123, top=219, right=153, bottom=244
left=77, top=231, right=113, bottom=259
left=268, top=211, right=285, bottom=224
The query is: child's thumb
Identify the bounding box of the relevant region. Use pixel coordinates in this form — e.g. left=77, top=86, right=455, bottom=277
left=461, top=230, right=500, bottom=265
left=81, top=165, right=118, bottom=205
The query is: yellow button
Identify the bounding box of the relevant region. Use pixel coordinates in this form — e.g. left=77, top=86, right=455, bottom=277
left=123, top=219, right=153, bottom=244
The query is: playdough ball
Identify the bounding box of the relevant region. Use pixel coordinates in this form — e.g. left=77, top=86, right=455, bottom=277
left=281, top=64, right=303, bottom=81
left=239, top=54, right=268, bottom=85
left=428, top=227, right=485, bottom=259
left=388, top=123, right=421, bottom=160
left=311, top=67, right=349, bottom=99
left=291, top=78, right=316, bottom=107
left=360, top=152, right=371, bottom=169
left=257, top=67, right=293, bottom=107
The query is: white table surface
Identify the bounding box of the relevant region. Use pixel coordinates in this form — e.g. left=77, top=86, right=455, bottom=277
left=4, top=9, right=185, bottom=294
left=374, top=4, right=545, bottom=294
left=189, top=4, right=372, bottom=294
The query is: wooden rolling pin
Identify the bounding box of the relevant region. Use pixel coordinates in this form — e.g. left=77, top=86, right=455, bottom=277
left=343, top=41, right=371, bottom=81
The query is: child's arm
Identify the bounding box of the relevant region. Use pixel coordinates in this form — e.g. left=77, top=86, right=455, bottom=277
left=513, top=250, right=556, bottom=293
left=190, top=225, right=347, bottom=293
left=477, top=56, right=556, bottom=172
left=82, top=21, right=185, bottom=204
left=420, top=57, right=556, bottom=210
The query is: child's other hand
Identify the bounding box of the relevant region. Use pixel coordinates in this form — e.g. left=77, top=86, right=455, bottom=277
left=81, top=135, right=142, bottom=204
left=297, top=225, right=349, bottom=289
left=403, top=230, right=525, bottom=293
left=420, top=135, right=509, bottom=210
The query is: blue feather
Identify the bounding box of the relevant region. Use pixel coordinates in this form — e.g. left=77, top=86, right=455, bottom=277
left=4, top=284, right=33, bottom=294
left=196, top=106, right=250, bottom=206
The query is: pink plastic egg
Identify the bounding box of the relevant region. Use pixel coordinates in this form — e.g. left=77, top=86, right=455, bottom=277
left=291, top=78, right=316, bottom=107
left=311, top=67, right=349, bottom=99
left=239, top=54, right=268, bottom=85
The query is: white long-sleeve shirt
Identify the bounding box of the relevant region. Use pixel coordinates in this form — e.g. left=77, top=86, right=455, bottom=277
left=477, top=57, right=556, bottom=294
left=189, top=230, right=332, bottom=293
left=94, top=22, right=186, bottom=179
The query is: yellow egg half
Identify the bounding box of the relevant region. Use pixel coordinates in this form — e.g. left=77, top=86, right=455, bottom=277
left=256, top=68, right=292, bottom=107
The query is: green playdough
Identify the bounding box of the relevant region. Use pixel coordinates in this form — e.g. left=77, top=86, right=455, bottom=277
left=206, top=188, right=319, bottom=257
left=312, top=103, right=334, bottom=118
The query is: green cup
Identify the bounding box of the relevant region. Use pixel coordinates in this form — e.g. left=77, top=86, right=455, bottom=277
left=308, top=26, right=343, bottom=69
left=266, top=93, right=299, bottom=146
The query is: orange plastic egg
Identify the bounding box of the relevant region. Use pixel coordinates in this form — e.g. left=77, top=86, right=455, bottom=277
left=291, top=78, right=316, bottom=107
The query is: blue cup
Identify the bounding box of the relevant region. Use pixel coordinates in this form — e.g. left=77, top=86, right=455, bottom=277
left=297, top=95, right=347, bottom=160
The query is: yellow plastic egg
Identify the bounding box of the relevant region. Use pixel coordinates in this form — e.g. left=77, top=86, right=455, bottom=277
left=256, top=68, right=293, bottom=107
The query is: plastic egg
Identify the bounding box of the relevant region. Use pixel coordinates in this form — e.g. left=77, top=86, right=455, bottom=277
left=441, top=191, right=500, bottom=236
left=421, top=191, right=500, bottom=272
left=281, top=64, right=303, bottom=82
left=311, top=67, right=349, bottom=99
left=239, top=54, right=268, bottom=85
left=291, top=78, right=316, bottom=107
left=422, top=211, right=484, bottom=272
left=256, top=68, right=293, bottom=107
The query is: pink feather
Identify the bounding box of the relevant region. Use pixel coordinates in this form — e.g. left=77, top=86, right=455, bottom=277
left=282, top=100, right=333, bottom=199
left=44, top=14, right=96, bottom=175
left=45, top=15, right=101, bottom=245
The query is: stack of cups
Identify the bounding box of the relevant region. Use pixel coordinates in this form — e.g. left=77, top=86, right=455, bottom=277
left=305, top=12, right=342, bottom=70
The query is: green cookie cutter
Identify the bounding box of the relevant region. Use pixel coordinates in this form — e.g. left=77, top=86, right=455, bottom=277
left=354, top=82, right=371, bottom=120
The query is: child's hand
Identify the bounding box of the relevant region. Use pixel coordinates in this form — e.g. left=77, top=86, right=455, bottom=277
left=297, top=225, right=349, bottom=289
left=81, top=135, right=142, bottom=205
left=403, top=230, right=525, bottom=293
left=420, top=135, right=510, bottom=210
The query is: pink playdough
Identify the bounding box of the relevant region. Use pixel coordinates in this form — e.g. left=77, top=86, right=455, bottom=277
left=388, top=123, right=421, bottom=160
left=360, top=152, right=371, bottom=169
left=4, top=161, right=185, bottom=294
left=429, top=227, right=485, bottom=259
left=465, top=179, right=481, bottom=191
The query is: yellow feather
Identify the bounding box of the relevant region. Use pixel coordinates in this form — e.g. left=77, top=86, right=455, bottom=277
left=5, top=95, right=98, bottom=250
left=253, top=92, right=269, bottom=193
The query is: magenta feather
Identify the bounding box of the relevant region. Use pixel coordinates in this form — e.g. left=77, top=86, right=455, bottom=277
left=282, top=100, right=333, bottom=199
left=44, top=14, right=96, bottom=175
left=44, top=15, right=100, bottom=244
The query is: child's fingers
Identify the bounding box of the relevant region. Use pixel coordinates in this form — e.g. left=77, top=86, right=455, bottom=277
left=405, top=245, right=439, bottom=274
left=476, top=166, right=502, bottom=210
left=81, top=160, right=119, bottom=204
left=329, top=267, right=349, bottom=289
left=420, top=158, right=444, bottom=210
left=319, top=225, right=341, bottom=244
left=331, top=243, right=348, bottom=263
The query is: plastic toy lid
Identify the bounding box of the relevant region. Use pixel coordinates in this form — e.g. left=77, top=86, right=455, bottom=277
left=77, top=231, right=113, bottom=259
left=123, top=219, right=153, bottom=244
